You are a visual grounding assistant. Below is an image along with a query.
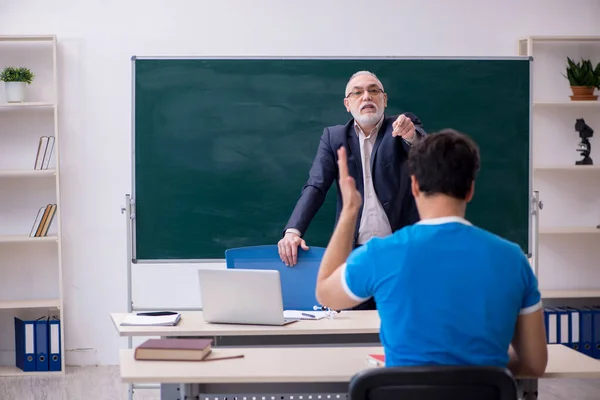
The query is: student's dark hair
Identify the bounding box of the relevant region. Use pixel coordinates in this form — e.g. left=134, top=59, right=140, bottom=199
left=407, top=129, right=480, bottom=200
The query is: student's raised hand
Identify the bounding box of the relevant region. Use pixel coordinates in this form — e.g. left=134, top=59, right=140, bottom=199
left=392, top=114, right=415, bottom=140
left=337, top=146, right=362, bottom=214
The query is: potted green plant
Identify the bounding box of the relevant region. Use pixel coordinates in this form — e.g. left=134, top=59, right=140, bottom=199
left=0, top=66, right=35, bottom=103
left=563, top=57, right=600, bottom=100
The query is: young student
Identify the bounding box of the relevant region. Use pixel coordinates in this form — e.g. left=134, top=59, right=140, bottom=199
left=315, top=129, right=548, bottom=377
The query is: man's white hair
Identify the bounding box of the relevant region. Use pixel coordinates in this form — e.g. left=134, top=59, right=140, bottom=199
left=345, top=70, right=384, bottom=96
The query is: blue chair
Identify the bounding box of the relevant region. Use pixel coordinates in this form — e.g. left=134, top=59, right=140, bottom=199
left=225, top=245, right=325, bottom=311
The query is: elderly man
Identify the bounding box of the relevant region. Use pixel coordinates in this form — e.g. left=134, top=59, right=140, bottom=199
left=278, top=70, right=427, bottom=311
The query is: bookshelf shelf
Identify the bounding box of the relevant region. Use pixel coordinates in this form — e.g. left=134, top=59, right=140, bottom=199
left=539, top=226, right=600, bottom=234
left=542, top=289, right=600, bottom=299
left=0, top=235, right=58, bottom=243
left=0, top=102, right=55, bottom=109
left=0, top=366, right=62, bottom=377
left=0, top=169, right=56, bottom=178
left=0, top=34, right=64, bottom=376
left=520, top=36, right=600, bottom=43
left=0, top=299, right=60, bottom=310
left=533, top=101, right=600, bottom=107
left=0, top=35, right=56, bottom=43
left=534, top=165, right=600, bottom=172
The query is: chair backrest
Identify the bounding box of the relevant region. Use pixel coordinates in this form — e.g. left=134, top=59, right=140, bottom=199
left=348, top=365, right=518, bottom=400
left=225, top=245, right=325, bottom=311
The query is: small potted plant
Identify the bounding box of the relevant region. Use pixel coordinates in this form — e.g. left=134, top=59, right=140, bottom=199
left=0, top=66, right=35, bottom=103
left=563, top=57, right=600, bottom=101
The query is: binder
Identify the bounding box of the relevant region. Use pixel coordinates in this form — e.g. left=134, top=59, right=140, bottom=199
left=14, top=317, right=36, bottom=372
left=35, top=317, right=49, bottom=371
left=544, top=307, right=558, bottom=344
left=555, top=307, right=570, bottom=345
left=591, top=306, right=600, bottom=359
left=48, top=316, right=61, bottom=371
left=578, top=306, right=594, bottom=357
left=557, top=306, right=580, bottom=351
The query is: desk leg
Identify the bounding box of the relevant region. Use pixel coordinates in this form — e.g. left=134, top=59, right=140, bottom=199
left=161, top=383, right=182, bottom=400
left=185, top=383, right=201, bottom=399
left=521, top=378, right=538, bottom=400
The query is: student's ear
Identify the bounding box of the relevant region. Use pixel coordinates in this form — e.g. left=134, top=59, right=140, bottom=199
left=465, top=181, right=475, bottom=202
left=411, top=175, right=419, bottom=198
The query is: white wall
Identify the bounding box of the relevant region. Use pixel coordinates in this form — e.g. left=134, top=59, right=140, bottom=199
left=0, top=0, right=599, bottom=366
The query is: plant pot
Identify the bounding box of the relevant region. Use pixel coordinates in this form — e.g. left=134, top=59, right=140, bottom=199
left=5, top=82, right=26, bottom=103
left=569, top=86, right=598, bottom=101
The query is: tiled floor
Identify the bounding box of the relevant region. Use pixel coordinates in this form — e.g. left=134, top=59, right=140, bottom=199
left=0, top=366, right=153, bottom=400
left=0, top=366, right=599, bottom=400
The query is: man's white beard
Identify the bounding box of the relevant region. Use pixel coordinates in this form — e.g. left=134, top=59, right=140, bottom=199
left=352, top=108, right=383, bottom=127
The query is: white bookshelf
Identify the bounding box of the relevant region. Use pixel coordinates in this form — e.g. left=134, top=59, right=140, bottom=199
left=0, top=35, right=64, bottom=376
left=518, top=35, right=600, bottom=300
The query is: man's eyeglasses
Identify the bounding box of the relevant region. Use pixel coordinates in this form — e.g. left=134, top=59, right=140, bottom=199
left=346, top=88, right=384, bottom=99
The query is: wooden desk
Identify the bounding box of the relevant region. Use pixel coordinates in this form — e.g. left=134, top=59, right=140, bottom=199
left=120, top=345, right=382, bottom=385
left=111, top=310, right=380, bottom=337
left=119, top=344, right=600, bottom=398
left=111, top=310, right=381, bottom=347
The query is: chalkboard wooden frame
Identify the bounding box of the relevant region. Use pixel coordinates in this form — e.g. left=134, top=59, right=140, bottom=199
left=128, top=56, right=534, bottom=263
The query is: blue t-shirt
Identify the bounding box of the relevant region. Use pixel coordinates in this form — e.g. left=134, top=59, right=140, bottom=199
left=342, top=216, right=542, bottom=368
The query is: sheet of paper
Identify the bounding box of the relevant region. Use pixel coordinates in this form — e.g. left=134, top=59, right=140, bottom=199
left=283, top=310, right=327, bottom=320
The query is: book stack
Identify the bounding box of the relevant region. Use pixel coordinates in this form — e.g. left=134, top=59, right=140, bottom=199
left=30, top=204, right=57, bottom=237
left=34, top=136, right=55, bottom=170
left=133, top=338, right=244, bottom=362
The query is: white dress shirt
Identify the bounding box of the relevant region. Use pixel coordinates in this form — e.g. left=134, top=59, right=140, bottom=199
left=354, top=117, right=391, bottom=244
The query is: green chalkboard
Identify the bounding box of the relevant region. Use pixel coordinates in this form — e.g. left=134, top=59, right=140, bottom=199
left=132, top=57, right=531, bottom=261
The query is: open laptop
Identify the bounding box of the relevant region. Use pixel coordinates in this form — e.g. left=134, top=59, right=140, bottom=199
left=197, top=268, right=298, bottom=326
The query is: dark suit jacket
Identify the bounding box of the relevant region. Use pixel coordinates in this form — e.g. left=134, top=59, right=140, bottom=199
left=283, top=113, right=427, bottom=245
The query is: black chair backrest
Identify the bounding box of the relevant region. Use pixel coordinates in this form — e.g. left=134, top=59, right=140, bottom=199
left=348, top=365, right=518, bottom=400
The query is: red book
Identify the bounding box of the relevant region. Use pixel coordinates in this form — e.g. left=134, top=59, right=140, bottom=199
left=367, top=354, right=385, bottom=366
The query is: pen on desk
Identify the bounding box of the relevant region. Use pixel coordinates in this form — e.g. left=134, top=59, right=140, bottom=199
left=302, top=313, right=316, bottom=318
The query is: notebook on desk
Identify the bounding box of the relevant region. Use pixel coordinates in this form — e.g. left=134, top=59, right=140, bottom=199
left=120, top=313, right=181, bottom=326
